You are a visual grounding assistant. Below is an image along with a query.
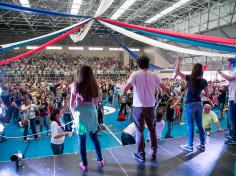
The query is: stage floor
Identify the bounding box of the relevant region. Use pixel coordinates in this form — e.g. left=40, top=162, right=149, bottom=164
left=0, top=132, right=235, bottom=176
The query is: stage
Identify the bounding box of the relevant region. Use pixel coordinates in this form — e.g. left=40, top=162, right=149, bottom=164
left=0, top=132, right=235, bottom=176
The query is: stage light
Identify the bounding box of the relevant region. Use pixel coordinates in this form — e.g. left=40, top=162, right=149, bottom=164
left=10, top=151, right=24, bottom=167
left=0, top=87, right=2, bottom=96
left=0, top=123, right=4, bottom=133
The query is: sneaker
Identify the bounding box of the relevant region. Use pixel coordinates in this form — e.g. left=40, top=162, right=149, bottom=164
left=151, top=154, right=156, bottom=161
left=98, top=159, right=105, bottom=167
left=132, top=153, right=145, bottom=162
left=180, top=144, right=193, bottom=152
left=196, top=144, right=206, bottom=151
left=79, top=162, right=88, bottom=171
left=224, top=134, right=232, bottom=139
left=206, top=131, right=210, bottom=136
left=225, top=139, right=236, bottom=145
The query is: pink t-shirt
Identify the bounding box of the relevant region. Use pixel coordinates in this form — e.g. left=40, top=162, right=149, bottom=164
left=70, top=83, right=98, bottom=111
left=127, top=70, right=162, bottom=107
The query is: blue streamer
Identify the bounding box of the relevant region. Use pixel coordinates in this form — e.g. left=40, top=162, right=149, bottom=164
left=96, top=20, right=165, bottom=70
left=0, top=2, right=91, bottom=18
left=123, top=26, right=236, bottom=53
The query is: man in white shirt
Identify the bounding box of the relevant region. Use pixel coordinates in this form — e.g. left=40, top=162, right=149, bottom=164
left=218, top=58, right=236, bottom=145
left=124, top=55, right=169, bottom=161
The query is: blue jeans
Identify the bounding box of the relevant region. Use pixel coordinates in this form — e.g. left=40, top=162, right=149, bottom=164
left=23, top=118, right=37, bottom=140
left=39, top=115, right=50, bottom=134
left=79, top=132, right=103, bottom=166
left=165, top=120, right=173, bottom=138
left=229, top=101, right=236, bottom=140
left=63, top=114, right=72, bottom=131
left=185, top=102, right=205, bottom=146
left=51, top=143, right=64, bottom=155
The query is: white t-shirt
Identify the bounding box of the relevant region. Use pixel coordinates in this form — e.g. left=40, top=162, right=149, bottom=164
left=21, top=104, right=37, bottom=120
left=229, top=69, right=236, bottom=101
left=127, top=70, right=162, bottom=107
left=50, top=121, right=65, bottom=144
left=123, top=123, right=136, bottom=138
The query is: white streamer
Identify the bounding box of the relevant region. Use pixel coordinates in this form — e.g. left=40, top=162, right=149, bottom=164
left=0, top=18, right=92, bottom=49
left=70, top=20, right=94, bottom=42
left=69, top=0, right=115, bottom=43
left=99, top=20, right=235, bottom=58
left=94, top=0, right=115, bottom=18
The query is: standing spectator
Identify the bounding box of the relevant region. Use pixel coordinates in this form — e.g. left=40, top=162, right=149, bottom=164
left=217, top=87, right=227, bottom=120
left=50, top=100, right=70, bottom=155
left=21, top=98, right=38, bottom=142
left=38, top=95, right=50, bottom=136
left=165, top=98, right=178, bottom=139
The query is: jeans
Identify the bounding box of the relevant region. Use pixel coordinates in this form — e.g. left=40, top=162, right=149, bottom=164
left=121, top=132, right=135, bottom=146
left=132, top=107, right=157, bottom=155
left=63, top=114, right=72, bottom=131
left=185, top=102, right=205, bottom=146
left=51, top=143, right=64, bottom=155
left=39, top=115, right=50, bottom=134
left=79, top=132, right=103, bottom=166
left=119, top=103, right=127, bottom=115
left=229, top=100, right=236, bottom=140
left=165, top=120, right=173, bottom=138
left=23, top=118, right=37, bottom=140
left=8, top=107, right=19, bottom=124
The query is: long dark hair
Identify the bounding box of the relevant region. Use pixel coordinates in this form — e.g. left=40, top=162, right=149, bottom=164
left=190, top=63, right=203, bottom=89
left=50, top=108, right=64, bottom=131
left=75, top=65, right=98, bottom=101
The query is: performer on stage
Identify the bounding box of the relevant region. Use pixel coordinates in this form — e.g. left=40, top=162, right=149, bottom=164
left=175, top=56, right=209, bottom=152
left=124, top=55, right=169, bottom=162
left=218, top=58, right=236, bottom=145
left=70, top=65, right=104, bottom=171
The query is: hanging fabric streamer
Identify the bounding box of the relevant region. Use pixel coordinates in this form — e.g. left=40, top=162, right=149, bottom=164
left=0, top=18, right=92, bottom=53
left=0, top=2, right=91, bottom=18
left=69, top=0, right=115, bottom=43
left=0, top=23, right=87, bottom=65
left=124, top=26, right=236, bottom=53
left=96, top=20, right=165, bottom=70
left=70, top=20, right=94, bottom=43
left=98, top=20, right=235, bottom=58
left=98, top=18, right=236, bottom=46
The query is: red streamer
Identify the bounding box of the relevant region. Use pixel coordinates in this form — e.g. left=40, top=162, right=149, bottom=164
left=98, top=18, right=236, bottom=45
left=0, top=23, right=87, bottom=65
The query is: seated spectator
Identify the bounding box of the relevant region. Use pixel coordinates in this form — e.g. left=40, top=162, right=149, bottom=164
left=202, top=104, right=222, bottom=135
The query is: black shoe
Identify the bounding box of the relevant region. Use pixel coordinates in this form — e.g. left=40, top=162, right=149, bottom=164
left=225, top=139, right=236, bottom=145
left=224, top=133, right=231, bottom=138
left=196, top=144, right=206, bottom=151
left=151, top=153, right=156, bottom=161
left=132, top=153, right=145, bottom=162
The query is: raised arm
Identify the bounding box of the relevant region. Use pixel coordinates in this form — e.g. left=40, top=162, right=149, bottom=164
left=175, top=56, right=186, bottom=80
left=218, top=70, right=236, bottom=81
left=70, top=85, right=76, bottom=114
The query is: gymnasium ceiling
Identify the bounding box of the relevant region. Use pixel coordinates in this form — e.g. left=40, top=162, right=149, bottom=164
left=0, top=0, right=236, bottom=63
